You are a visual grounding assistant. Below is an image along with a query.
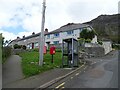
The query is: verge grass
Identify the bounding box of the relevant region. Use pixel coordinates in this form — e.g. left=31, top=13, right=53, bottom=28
left=19, top=51, right=62, bottom=77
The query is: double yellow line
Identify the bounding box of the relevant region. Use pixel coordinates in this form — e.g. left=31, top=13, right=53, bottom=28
left=55, top=82, right=65, bottom=89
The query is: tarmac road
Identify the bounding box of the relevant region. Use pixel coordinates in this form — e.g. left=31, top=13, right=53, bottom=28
left=49, top=50, right=119, bottom=88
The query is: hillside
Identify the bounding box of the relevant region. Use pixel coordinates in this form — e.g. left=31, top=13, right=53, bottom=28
left=84, top=14, right=120, bottom=43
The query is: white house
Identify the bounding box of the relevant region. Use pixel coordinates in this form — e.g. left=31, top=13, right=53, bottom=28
left=45, top=23, right=97, bottom=48
left=9, top=23, right=98, bottom=49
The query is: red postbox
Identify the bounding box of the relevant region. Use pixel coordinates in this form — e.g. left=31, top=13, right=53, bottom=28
left=50, top=46, right=56, bottom=55
left=50, top=46, right=56, bottom=63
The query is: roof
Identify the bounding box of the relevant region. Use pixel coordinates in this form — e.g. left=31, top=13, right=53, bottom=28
left=18, top=33, right=41, bottom=41
left=12, top=23, right=91, bottom=42
left=46, top=23, right=91, bottom=34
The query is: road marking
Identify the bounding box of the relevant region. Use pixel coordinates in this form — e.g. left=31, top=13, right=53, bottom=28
left=71, top=77, right=73, bottom=79
left=75, top=73, right=79, bottom=76
left=55, top=82, right=65, bottom=89
left=62, top=87, right=65, bottom=88
left=84, top=66, right=87, bottom=70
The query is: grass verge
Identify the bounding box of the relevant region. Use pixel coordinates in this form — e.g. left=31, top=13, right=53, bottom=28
left=19, top=51, right=62, bottom=77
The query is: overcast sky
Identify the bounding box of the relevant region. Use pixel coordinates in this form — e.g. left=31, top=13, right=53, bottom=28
left=0, top=0, right=119, bottom=41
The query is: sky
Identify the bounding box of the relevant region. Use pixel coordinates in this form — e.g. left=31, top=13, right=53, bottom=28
left=0, top=0, right=119, bottom=41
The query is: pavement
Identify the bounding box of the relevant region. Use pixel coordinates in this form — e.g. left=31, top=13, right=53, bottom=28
left=2, top=55, right=24, bottom=87
left=2, top=54, right=86, bottom=89
left=3, top=67, right=74, bottom=88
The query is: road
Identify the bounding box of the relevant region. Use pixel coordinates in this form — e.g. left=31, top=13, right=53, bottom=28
left=49, top=50, right=119, bottom=89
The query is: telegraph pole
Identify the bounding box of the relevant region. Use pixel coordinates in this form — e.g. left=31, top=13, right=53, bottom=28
left=39, top=0, right=46, bottom=66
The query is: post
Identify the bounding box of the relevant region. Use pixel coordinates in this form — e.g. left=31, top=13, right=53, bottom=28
left=51, top=54, right=53, bottom=63
left=39, top=0, right=46, bottom=66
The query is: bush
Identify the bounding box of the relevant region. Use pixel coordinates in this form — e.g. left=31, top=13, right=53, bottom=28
left=14, top=44, right=22, bottom=49
left=98, top=41, right=103, bottom=45
left=78, top=38, right=85, bottom=46
left=85, top=39, right=92, bottom=43
left=22, top=45, right=26, bottom=50
left=112, top=44, right=120, bottom=50
left=2, top=46, right=12, bottom=63
left=80, top=28, right=96, bottom=40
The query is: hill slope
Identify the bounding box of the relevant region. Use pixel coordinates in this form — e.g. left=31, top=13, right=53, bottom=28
left=84, top=14, right=119, bottom=43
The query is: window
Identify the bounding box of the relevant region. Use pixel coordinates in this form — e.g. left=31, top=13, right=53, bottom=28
left=67, top=30, right=73, bottom=35
left=35, top=42, right=39, bottom=47
left=47, top=35, right=50, bottom=39
left=54, top=33, right=59, bottom=38
left=53, top=41, right=59, bottom=45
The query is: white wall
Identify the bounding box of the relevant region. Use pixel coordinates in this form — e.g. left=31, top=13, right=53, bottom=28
left=91, top=35, right=97, bottom=43
left=102, top=41, right=112, bottom=54
left=45, top=29, right=80, bottom=45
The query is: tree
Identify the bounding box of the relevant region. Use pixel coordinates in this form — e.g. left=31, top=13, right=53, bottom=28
left=80, top=28, right=96, bottom=40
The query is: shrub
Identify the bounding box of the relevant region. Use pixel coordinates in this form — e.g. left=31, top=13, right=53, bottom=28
left=14, top=44, right=22, bottom=49
left=85, top=39, right=92, bottom=43
left=22, top=45, right=26, bottom=50
left=98, top=41, right=103, bottom=45
left=112, top=44, right=120, bottom=50
left=80, top=28, right=96, bottom=40
left=2, top=46, right=12, bottom=63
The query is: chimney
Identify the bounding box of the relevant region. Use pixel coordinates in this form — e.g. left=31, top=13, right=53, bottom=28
left=23, top=35, right=25, bottom=38
left=44, top=28, right=48, bottom=34
left=32, top=32, right=35, bottom=35
left=17, top=37, right=20, bottom=39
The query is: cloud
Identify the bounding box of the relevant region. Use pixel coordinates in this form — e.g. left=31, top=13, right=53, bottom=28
left=0, top=30, right=17, bottom=40
left=0, top=0, right=119, bottom=41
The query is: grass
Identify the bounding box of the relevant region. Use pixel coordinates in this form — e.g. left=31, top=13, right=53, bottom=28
left=19, top=51, right=62, bottom=77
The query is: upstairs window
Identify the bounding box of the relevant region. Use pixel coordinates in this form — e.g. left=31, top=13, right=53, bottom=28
left=54, top=33, right=59, bottom=38
left=47, top=35, right=50, bottom=39
left=53, top=41, right=59, bottom=45
left=67, top=30, right=74, bottom=35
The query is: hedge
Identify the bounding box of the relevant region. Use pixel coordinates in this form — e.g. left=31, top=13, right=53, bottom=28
left=2, top=46, right=12, bottom=63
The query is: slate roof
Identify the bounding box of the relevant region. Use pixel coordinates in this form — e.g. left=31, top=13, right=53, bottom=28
left=17, top=33, right=41, bottom=41
left=46, top=23, right=91, bottom=34
left=15, top=23, right=91, bottom=42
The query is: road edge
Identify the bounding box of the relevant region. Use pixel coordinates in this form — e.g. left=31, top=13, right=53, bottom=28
left=34, top=63, right=87, bottom=89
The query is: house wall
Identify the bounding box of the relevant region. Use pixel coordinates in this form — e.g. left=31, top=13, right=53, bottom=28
left=10, top=26, right=98, bottom=50
left=17, top=36, right=40, bottom=49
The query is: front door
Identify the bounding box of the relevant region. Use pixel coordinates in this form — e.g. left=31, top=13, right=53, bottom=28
left=32, top=43, right=34, bottom=49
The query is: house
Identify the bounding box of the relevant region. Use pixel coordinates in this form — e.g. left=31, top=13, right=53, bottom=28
left=45, top=23, right=97, bottom=48
left=9, top=23, right=97, bottom=49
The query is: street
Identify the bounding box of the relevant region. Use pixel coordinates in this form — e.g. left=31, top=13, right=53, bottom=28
left=49, top=50, right=119, bottom=88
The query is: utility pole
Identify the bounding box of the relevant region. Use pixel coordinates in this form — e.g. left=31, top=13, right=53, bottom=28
left=39, top=0, right=46, bottom=66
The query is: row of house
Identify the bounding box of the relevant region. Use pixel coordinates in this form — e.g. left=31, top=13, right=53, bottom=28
left=9, top=23, right=98, bottom=49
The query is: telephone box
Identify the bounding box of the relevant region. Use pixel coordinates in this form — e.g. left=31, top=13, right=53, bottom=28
left=50, top=46, right=56, bottom=55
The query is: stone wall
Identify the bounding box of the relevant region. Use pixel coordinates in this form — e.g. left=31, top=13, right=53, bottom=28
left=84, top=47, right=105, bottom=58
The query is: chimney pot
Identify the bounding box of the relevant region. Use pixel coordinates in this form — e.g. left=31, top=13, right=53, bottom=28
left=23, top=35, right=25, bottom=38
left=32, top=32, right=35, bottom=35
